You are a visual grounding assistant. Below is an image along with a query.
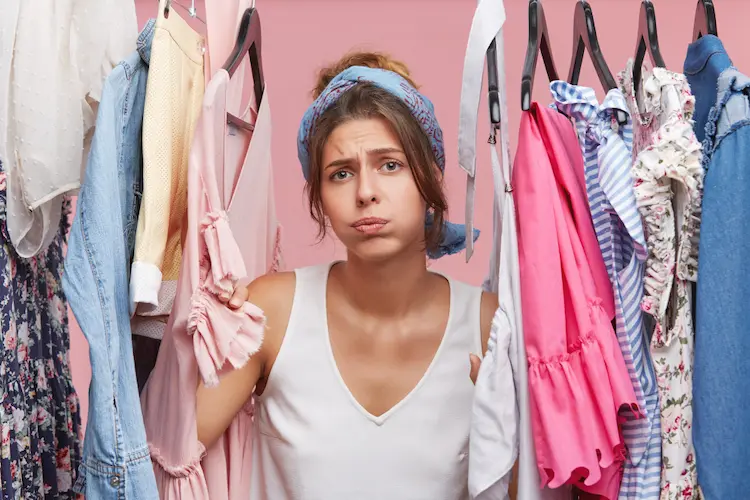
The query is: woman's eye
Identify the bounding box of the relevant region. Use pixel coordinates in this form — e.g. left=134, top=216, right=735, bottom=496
left=331, top=170, right=352, bottom=181
left=380, top=161, right=402, bottom=172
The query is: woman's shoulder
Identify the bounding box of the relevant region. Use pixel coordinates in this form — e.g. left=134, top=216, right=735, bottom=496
left=247, top=270, right=296, bottom=300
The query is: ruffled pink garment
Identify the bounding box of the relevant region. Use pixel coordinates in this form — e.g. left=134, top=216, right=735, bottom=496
left=513, top=103, right=640, bottom=498
left=140, top=69, right=281, bottom=499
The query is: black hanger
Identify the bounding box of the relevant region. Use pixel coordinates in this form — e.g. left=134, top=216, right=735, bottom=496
left=222, top=7, right=266, bottom=131
left=693, top=0, right=718, bottom=41
left=486, top=39, right=501, bottom=127
left=633, top=0, right=666, bottom=97
left=568, top=1, right=626, bottom=125
left=521, top=0, right=559, bottom=111
left=568, top=1, right=616, bottom=90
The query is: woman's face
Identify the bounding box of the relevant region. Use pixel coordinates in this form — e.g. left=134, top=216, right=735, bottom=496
left=320, top=117, right=427, bottom=262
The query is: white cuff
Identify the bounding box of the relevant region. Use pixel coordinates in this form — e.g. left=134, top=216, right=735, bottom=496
left=130, top=261, right=162, bottom=314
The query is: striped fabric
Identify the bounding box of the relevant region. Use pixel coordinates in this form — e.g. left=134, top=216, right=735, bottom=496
left=550, top=82, right=661, bottom=500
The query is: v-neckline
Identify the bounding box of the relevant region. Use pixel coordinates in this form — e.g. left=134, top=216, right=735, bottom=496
left=220, top=69, right=263, bottom=213
left=321, top=262, right=454, bottom=426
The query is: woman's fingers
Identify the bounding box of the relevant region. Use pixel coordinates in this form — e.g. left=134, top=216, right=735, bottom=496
left=227, top=285, right=249, bottom=309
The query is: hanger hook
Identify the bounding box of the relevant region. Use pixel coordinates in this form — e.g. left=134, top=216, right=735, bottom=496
left=252, top=0, right=256, bottom=9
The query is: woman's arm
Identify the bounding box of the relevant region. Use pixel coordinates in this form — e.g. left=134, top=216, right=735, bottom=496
left=196, top=272, right=295, bottom=448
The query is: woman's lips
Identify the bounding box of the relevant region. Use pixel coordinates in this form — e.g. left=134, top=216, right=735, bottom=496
left=352, top=217, right=388, bottom=235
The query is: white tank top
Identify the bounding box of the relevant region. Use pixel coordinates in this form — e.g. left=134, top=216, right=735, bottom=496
left=249, top=263, right=483, bottom=500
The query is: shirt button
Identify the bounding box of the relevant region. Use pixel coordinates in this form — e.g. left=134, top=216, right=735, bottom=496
left=110, top=475, right=120, bottom=487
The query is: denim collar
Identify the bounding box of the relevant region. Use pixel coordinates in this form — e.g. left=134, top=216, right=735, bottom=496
left=137, top=19, right=156, bottom=66
left=684, top=35, right=730, bottom=76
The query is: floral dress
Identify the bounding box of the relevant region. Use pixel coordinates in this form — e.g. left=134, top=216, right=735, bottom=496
left=0, top=160, right=82, bottom=499
left=619, top=63, right=703, bottom=500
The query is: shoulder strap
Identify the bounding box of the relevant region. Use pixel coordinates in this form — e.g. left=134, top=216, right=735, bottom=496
left=292, top=263, right=330, bottom=310
left=447, top=279, right=484, bottom=356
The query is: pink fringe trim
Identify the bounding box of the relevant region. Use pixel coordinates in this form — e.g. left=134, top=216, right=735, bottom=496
left=269, top=224, right=283, bottom=273
left=187, top=287, right=265, bottom=387
left=201, top=211, right=246, bottom=296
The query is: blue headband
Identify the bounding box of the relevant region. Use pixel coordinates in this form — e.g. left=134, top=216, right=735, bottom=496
left=297, top=66, right=479, bottom=259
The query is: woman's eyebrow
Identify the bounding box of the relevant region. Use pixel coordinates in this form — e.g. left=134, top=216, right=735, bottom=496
left=324, top=147, right=404, bottom=170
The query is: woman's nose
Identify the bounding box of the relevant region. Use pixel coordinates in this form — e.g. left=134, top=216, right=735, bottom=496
left=356, top=172, right=379, bottom=207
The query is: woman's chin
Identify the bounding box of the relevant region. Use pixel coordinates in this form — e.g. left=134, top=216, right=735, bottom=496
left=346, top=237, right=411, bottom=263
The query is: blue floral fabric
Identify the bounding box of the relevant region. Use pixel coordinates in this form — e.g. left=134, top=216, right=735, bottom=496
left=0, top=160, right=82, bottom=499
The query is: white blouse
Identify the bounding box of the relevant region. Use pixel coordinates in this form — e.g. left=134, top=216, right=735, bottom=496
left=457, top=1, right=570, bottom=498
left=0, top=0, right=137, bottom=257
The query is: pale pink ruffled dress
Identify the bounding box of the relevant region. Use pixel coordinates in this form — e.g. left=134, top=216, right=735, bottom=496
left=140, top=69, right=281, bottom=499
left=513, top=103, right=640, bottom=498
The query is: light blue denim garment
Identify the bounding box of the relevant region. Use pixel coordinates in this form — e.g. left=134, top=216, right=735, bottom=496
left=685, top=40, right=750, bottom=499
left=62, top=20, right=159, bottom=500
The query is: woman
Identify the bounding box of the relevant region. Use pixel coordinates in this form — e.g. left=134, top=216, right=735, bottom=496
left=196, top=51, right=504, bottom=499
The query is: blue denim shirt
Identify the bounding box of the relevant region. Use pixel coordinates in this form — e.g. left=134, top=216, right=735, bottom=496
left=684, top=39, right=750, bottom=499
left=684, top=35, right=732, bottom=143
left=62, top=21, right=159, bottom=500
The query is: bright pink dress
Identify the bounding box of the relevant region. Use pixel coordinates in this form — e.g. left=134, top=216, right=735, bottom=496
left=513, top=103, right=639, bottom=498
left=140, top=69, right=281, bottom=499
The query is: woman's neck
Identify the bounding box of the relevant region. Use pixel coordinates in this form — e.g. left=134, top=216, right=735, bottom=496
left=334, top=251, right=433, bottom=318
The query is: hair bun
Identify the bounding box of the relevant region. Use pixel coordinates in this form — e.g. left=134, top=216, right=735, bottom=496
left=312, top=51, right=418, bottom=98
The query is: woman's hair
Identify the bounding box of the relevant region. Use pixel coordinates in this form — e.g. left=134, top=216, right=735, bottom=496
left=305, top=51, right=448, bottom=254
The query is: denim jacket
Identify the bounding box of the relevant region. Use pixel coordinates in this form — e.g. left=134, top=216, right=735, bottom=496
left=62, top=21, right=159, bottom=499
left=684, top=38, right=750, bottom=499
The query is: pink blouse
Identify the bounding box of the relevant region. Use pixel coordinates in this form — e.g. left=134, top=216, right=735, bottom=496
left=513, top=103, right=639, bottom=498
left=140, top=69, right=281, bottom=499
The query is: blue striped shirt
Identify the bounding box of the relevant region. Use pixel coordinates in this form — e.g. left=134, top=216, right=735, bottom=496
left=550, top=82, right=661, bottom=500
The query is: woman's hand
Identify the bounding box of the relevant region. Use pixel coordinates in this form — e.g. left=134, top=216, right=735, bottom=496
left=220, top=282, right=250, bottom=310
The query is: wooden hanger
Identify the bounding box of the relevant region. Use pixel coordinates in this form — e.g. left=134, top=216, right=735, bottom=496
left=521, top=0, right=559, bottom=111
left=693, top=0, right=718, bottom=41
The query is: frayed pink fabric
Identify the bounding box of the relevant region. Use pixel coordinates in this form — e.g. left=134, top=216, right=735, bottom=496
left=201, top=211, right=245, bottom=296
left=188, top=287, right=265, bottom=387
left=140, top=69, right=281, bottom=500
left=269, top=224, right=283, bottom=273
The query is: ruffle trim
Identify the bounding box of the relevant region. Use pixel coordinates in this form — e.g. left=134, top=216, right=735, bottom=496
left=269, top=224, right=283, bottom=273
left=528, top=299, right=641, bottom=490
left=701, top=73, right=750, bottom=173
left=189, top=209, right=266, bottom=387
left=642, top=70, right=695, bottom=123
left=149, top=443, right=210, bottom=499
left=201, top=211, right=246, bottom=296
left=188, top=287, right=265, bottom=387
left=702, top=103, right=721, bottom=172
left=632, top=117, right=704, bottom=341
left=149, top=442, right=206, bottom=478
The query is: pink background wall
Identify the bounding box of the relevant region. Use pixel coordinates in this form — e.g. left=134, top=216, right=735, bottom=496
left=68, top=0, right=750, bottom=424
